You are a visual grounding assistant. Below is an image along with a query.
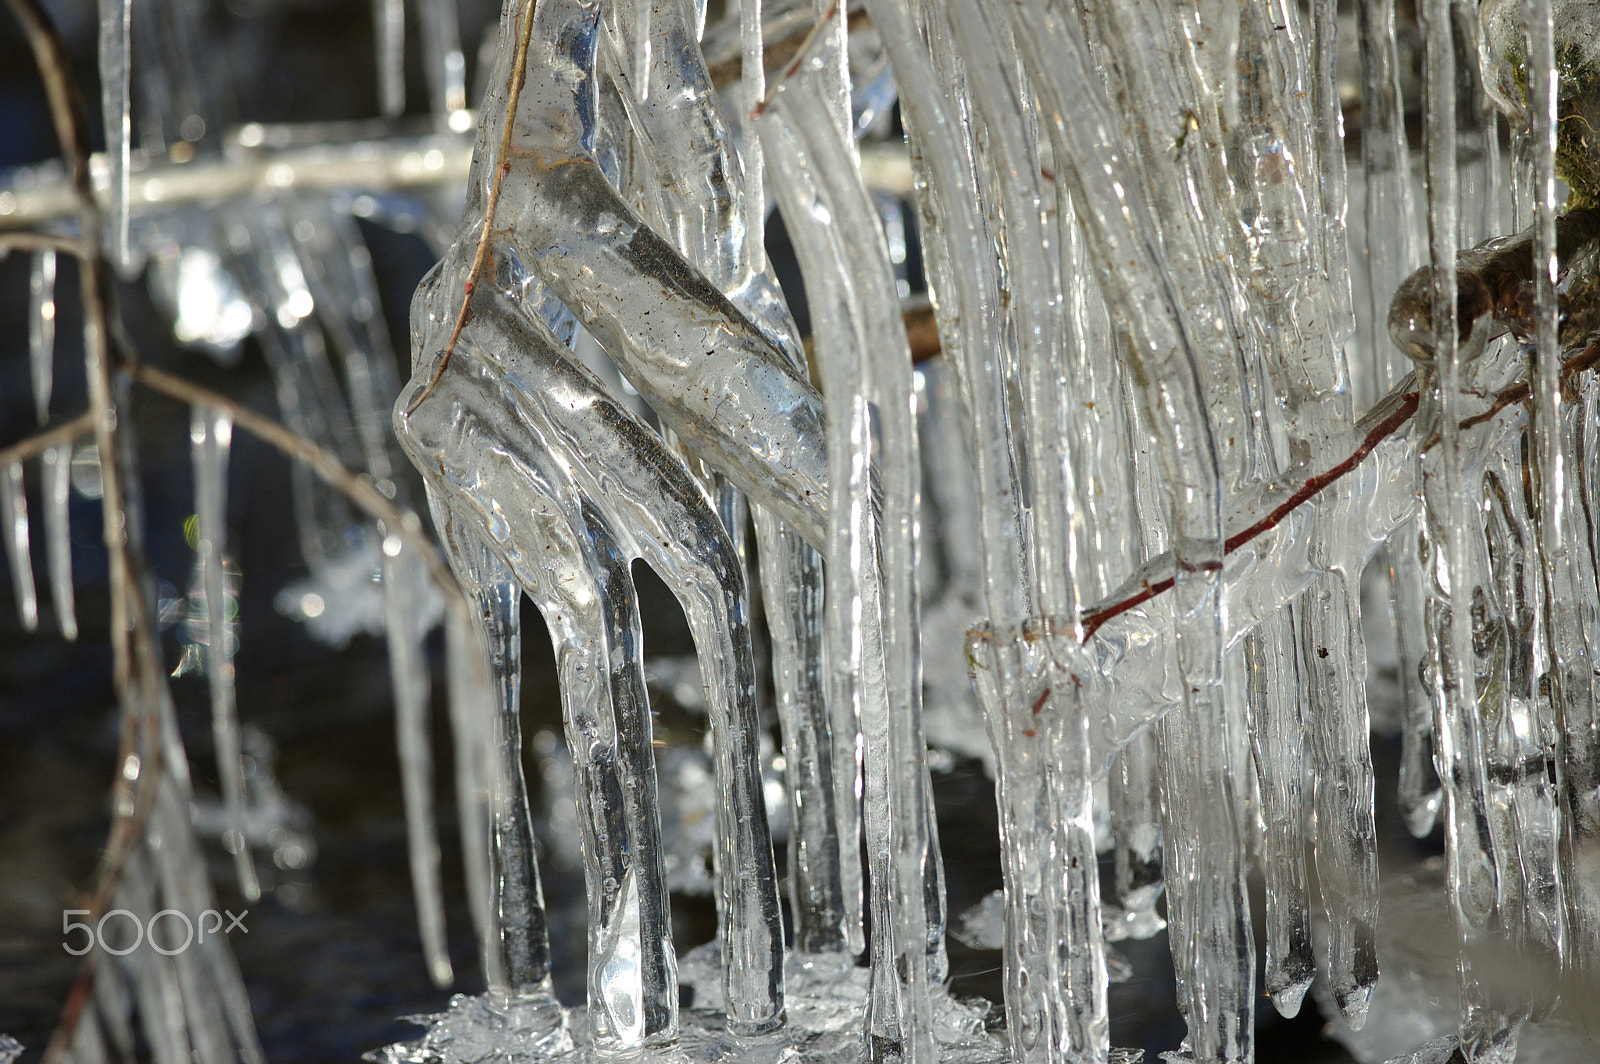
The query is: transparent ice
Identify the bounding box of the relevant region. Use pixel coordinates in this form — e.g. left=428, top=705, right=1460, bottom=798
left=15, top=0, right=1600, bottom=1062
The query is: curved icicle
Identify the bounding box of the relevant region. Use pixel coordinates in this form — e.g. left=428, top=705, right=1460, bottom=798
left=399, top=258, right=785, bottom=1035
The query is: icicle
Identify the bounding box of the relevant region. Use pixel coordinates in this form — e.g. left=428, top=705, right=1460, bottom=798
left=1363, top=0, right=1443, bottom=838
left=1356, top=0, right=1419, bottom=397
left=98, top=0, right=132, bottom=269
left=1390, top=527, right=1443, bottom=837
left=1, top=462, right=37, bottom=633
left=418, top=0, right=468, bottom=122
left=633, top=0, right=652, bottom=101
left=1244, top=613, right=1315, bottom=1018
left=1563, top=372, right=1600, bottom=975
left=740, top=0, right=765, bottom=275
left=1156, top=681, right=1255, bottom=1064
left=1308, top=0, right=1355, bottom=347
left=29, top=248, right=55, bottom=426
left=285, top=201, right=407, bottom=499
left=1523, top=0, right=1591, bottom=979
left=381, top=532, right=452, bottom=987
left=1108, top=730, right=1165, bottom=942
left=191, top=405, right=259, bottom=901
left=1414, top=2, right=1524, bottom=1052
left=754, top=514, right=857, bottom=954
left=761, top=79, right=937, bottom=1059
left=376, top=0, right=406, bottom=118
left=433, top=520, right=556, bottom=999
left=443, top=602, right=507, bottom=996
left=815, top=0, right=850, bottom=143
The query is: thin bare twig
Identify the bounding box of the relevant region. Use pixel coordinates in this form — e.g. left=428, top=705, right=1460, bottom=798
left=1079, top=335, right=1600, bottom=642
left=0, top=3, right=177, bottom=1060
left=406, top=0, right=539, bottom=412
left=0, top=411, right=95, bottom=466
left=0, top=230, right=87, bottom=255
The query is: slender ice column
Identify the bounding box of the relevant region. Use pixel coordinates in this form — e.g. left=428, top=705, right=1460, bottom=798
left=284, top=199, right=410, bottom=501
left=42, top=445, right=77, bottom=641
left=417, top=0, right=467, bottom=120
left=1243, top=611, right=1315, bottom=1016
left=375, top=0, right=406, bottom=117
left=98, top=0, right=132, bottom=269
left=1, top=461, right=37, bottom=632
left=762, top=60, right=943, bottom=1059
left=29, top=248, right=56, bottom=426
left=427, top=511, right=559, bottom=1001
left=190, top=405, right=260, bottom=902
left=1414, top=3, right=1525, bottom=1053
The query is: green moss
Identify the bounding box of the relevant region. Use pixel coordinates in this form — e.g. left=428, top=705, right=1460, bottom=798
left=1504, top=41, right=1600, bottom=211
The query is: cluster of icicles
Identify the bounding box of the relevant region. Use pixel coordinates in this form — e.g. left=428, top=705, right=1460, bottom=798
left=385, top=0, right=1600, bottom=1060
left=13, top=0, right=1600, bottom=1060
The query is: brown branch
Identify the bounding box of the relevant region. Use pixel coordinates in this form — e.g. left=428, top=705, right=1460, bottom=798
left=1079, top=335, right=1600, bottom=643
left=405, top=0, right=539, bottom=413
left=0, top=3, right=179, bottom=1061
left=0, top=411, right=94, bottom=466
left=1080, top=388, right=1418, bottom=641
left=0, top=231, right=87, bottom=256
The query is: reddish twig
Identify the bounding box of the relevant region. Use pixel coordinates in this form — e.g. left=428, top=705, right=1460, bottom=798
left=405, top=0, right=538, bottom=413
left=1079, top=388, right=1421, bottom=642
left=1079, top=333, right=1600, bottom=644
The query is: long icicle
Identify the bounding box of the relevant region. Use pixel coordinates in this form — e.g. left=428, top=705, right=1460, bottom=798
left=191, top=405, right=259, bottom=901
left=1524, top=0, right=1591, bottom=978
left=1417, top=2, right=1522, bottom=1055
left=41, top=445, right=76, bottom=641
left=376, top=0, right=406, bottom=118
left=2, top=461, right=38, bottom=632
left=762, top=84, right=926, bottom=1062
left=29, top=248, right=56, bottom=426
left=381, top=530, right=452, bottom=987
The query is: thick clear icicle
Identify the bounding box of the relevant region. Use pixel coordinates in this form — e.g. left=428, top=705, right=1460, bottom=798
left=1415, top=2, right=1524, bottom=1052
left=762, top=66, right=939, bottom=1060
left=191, top=405, right=259, bottom=901
left=1244, top=612, right=1315, bottom=1019
left=1522, top=0, right=1592, bottom=980
left=739, top=0, right=765, bottom=275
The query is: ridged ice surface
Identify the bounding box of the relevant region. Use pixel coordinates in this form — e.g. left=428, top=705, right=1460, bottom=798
left=372, top=0, right=1600, bottom=1060
left=22, top=0, right=1600, bottom=1062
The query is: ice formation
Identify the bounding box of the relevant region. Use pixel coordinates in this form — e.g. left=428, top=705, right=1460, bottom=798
left=12, top=0, right=1600, bottom=1062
